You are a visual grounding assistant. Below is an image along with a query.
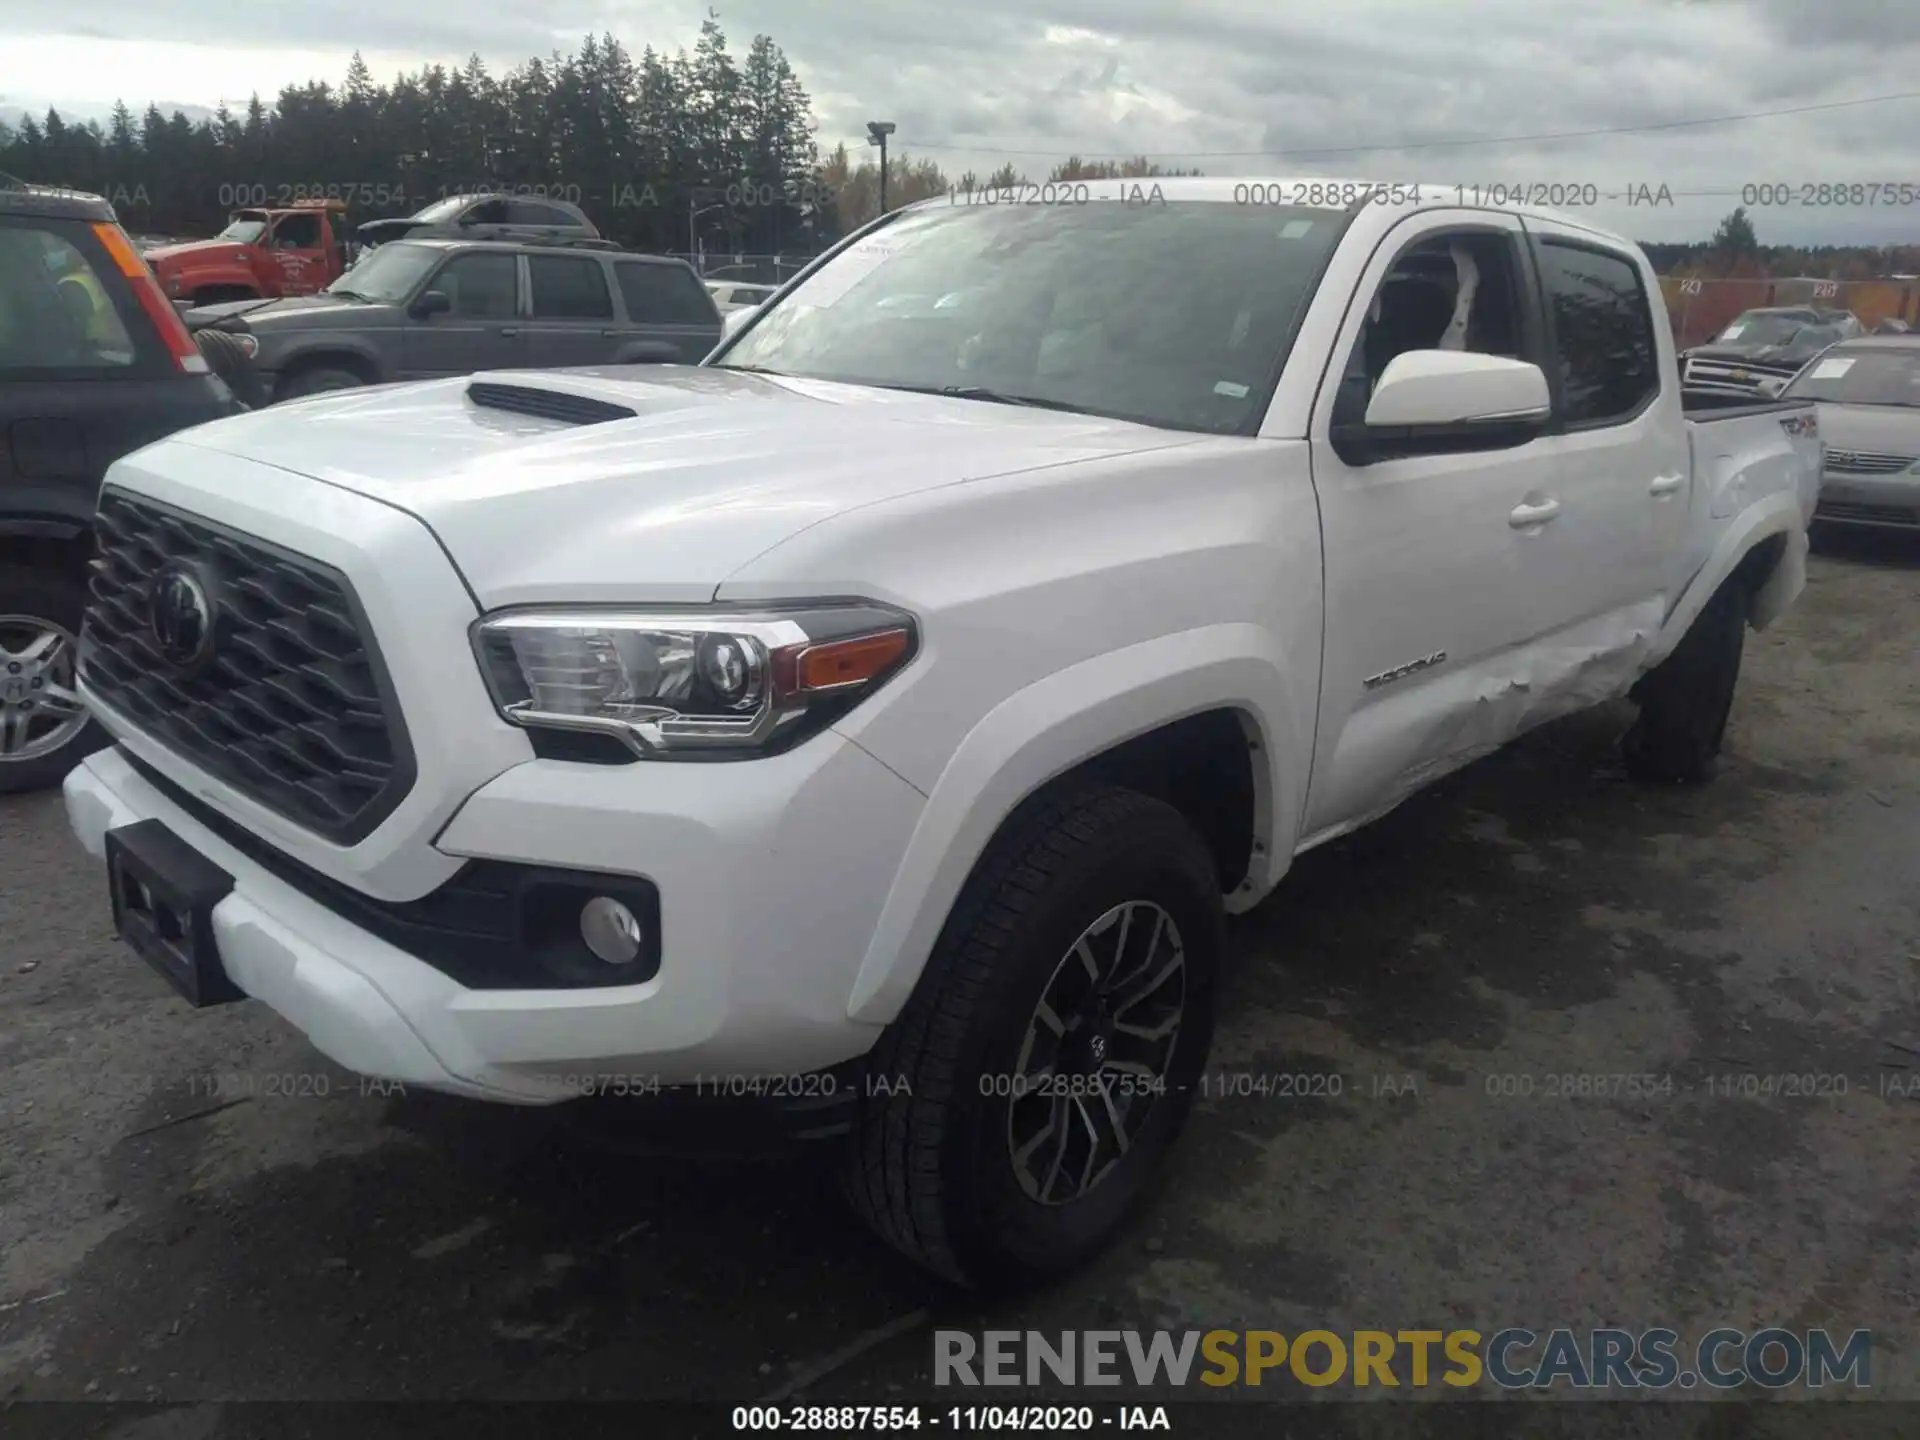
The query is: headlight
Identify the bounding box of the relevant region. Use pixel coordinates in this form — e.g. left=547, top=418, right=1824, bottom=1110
left=473, top=602, right=917, bottom=759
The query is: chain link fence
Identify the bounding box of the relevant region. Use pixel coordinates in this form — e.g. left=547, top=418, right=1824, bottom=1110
left=1658, top=276, right=1920, bottom=349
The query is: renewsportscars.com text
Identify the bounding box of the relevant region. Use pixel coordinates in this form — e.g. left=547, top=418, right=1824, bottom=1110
left=934, top=1328, right=1872, bottom=1391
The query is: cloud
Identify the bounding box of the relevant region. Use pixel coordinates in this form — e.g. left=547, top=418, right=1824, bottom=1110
left=5, top=0, right=1920, bottom=240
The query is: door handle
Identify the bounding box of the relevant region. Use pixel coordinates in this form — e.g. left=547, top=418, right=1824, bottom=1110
left=601, top=329, right=621, bottom=338
left=498, top=327, right=519, bottom=337
left=1649, top=473, right=1685, bottom=496
left=1509, top=497, right=1561, bottom=528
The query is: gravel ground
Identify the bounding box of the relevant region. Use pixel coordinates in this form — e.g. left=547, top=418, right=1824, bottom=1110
left=2, top=531, right=1917, bottom=1438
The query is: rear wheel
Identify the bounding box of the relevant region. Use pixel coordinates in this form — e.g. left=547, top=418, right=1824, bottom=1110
left=1622, top=579, right=1747, bottom=784
left=279, top=366, right=366, bottom=400
left=842, top=783, right=1222, bottom=1289
left=0, top=566, right=107, bottom=794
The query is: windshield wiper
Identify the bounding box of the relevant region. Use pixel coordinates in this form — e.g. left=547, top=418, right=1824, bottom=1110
left=864, top=380, right=1090, bottom=414
left=327, top=288, right=372, bottom=302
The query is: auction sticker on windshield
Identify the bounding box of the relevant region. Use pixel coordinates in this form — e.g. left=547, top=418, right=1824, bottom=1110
left=1808, top=357, right=1856, bottom=379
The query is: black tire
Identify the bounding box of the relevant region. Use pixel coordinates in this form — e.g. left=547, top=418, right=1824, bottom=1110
left=842, top=782, right=1223, bottom=1289
left=280, top=366, right=366, bottom=400
left=0, top=565, right=109, bottom=794
left=1621, top=579, right=1747, bottom=784
left=194, top=329, right=268, bottom=409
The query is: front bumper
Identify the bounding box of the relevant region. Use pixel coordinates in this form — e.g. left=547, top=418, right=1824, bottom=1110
left=1814, top=472, right=1920, bottom=529
left=65, top=731, right=925, bottom=1104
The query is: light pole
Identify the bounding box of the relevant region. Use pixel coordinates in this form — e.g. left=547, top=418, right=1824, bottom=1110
left=689, top=194, right=725, bottom=271
left=867, top=120, right=895, bottom=215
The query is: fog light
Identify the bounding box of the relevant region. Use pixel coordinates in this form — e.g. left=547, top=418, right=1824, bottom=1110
left=580, top=896, right=644, bottom=965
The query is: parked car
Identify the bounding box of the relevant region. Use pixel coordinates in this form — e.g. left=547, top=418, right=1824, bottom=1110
left=144, top=200, right=353, bottom=307
left=706, top=280, right=779, bottom=312
left=0, top=181, right=239, bottom=792
left=62, top=179, right=1820, bottom=1286
left=1681, top=305, right=1864, bottom=398
left=355, top=193, right=606, bottom=251
left=1782, top=334, right=1920, bottom=531
left=179, top=237, right=723, bottom=401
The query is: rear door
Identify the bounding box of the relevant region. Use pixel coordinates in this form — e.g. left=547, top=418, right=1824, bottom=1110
left=1518, top=218, right=1691, bottom=625
left=612, top=260, right=723, bottom=363
left=399, top=250, right=526, bottom=378
left=523, top=254, right=618, bottom=367
left=0, top=214, right=232, bottom=534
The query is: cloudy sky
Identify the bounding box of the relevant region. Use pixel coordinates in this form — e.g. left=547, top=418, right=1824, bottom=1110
left=5, top=0, right=1919, bottom=243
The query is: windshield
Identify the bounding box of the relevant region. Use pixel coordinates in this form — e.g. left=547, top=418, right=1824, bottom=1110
left=1783, top=347, right=1920, bottom=406
left=325, top=240, right=439, bottom=301
left=217, top=214, right=268, bottom=244
left=1715, top=312, right=1815, bottom=346
left=410, top=197, right=470, bottom=223
left=712, top=199, right=1346, bottom=433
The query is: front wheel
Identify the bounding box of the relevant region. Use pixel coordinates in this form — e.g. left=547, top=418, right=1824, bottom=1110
left=0, top=567, right=108, bottom=793
left=279, top=366, right=366, bottom=400
left=842, top=783, right=1223, bottom=1289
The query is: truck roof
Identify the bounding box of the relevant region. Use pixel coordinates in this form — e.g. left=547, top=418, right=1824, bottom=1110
left=0, top=176, right=117, bottom=223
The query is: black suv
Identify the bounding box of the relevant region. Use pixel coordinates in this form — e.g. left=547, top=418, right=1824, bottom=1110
left=355, top=193, right=609, bottom=251
left=0, top=178, right=240, bottom=792
left=184, top=237, right=724, bottom=401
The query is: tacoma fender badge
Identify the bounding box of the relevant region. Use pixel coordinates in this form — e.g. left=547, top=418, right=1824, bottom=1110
left=1364, top=651, right=1447, bottom=690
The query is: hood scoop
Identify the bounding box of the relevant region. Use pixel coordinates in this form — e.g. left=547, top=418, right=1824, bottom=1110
left=465, top=381, right=638, bottom=427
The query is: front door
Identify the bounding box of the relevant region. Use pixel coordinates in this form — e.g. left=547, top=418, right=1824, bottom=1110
left=264, top=212, right=327, bottom=295
left=1301, top=209, right=1565, bottom=839
left=401, top=251, right=526, bottom=379
left=524, top=254, right=618, bottom=368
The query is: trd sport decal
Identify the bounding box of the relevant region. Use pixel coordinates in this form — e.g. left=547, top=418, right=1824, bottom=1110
left=1363, top=651, right=1447, bottom=690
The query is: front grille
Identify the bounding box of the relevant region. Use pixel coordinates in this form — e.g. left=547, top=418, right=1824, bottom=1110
left=81, top=488, right=415, bottom=843
left=1825, top=449, right=1915, bottom=476
left=1683, top=358, right=1799, bottom=389
left=1816, top=499, right=1919, bottom=526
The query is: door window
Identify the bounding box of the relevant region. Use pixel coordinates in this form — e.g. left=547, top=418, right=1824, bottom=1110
left=528, top=256, right=613, bottom=319
left=617, top=262, right=718, bottom=324
left=429, top=253, right=518, bottom=318
left=1334, top=230, right=1528, bottom=428
left=0, top=223, right=138, bottom=370
left=270, top=213, right=322, bottom=248
left=1537, top=240, right=1658, bottom=428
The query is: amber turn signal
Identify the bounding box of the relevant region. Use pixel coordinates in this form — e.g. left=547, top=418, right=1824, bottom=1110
left=791, top=629, right=913, bottom=693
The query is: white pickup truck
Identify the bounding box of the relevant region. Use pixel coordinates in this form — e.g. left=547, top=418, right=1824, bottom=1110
left=62, top=178, right=1821, bottom=1288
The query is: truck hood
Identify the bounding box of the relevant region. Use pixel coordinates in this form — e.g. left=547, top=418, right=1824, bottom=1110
left=206, top=293, right=400, bottom=332
left=145, top=238, right=245, bottom=267
left=182, top=293, right=381, bottom=329
left=1810, top=402, right=1920, bottom=459
left=1688, top=338, right=1826, bottom=365
left=163, top=366, right=1202, bottom=608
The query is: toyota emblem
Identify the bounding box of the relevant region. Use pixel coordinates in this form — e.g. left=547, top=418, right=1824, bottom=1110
left=149, top=566, right=216, bottom=670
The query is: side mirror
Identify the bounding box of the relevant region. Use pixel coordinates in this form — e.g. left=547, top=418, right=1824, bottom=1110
left=1336, top=350, right=1551, bottom=462
left=412, top=290, right=452, bottom=319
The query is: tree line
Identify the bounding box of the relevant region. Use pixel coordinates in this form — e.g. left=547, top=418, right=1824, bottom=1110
left=1, top=32, right=1912, bottom=276
left=1643, top=206, right=1920, bottom=282
left=0, top=22, right=1194, bottom=257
